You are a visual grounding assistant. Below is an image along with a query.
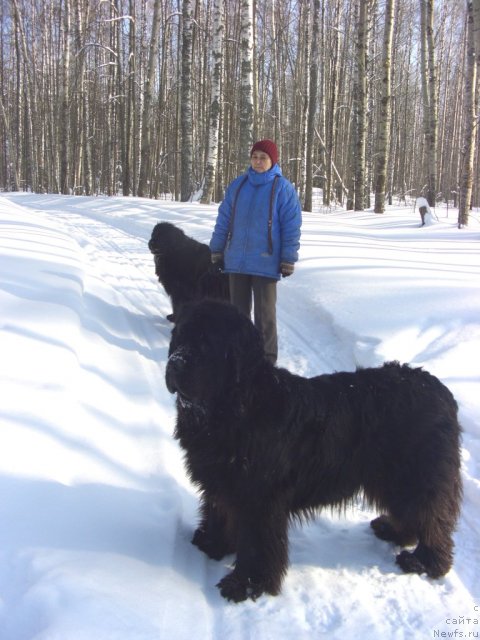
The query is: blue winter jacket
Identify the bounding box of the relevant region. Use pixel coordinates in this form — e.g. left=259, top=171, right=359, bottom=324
left=210, top=164, right=302, bottom=280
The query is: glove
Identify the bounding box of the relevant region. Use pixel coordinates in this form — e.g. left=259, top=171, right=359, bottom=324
left=210, top=252, right=224, bottom=273
left=280, top=262, right=294, bottom=278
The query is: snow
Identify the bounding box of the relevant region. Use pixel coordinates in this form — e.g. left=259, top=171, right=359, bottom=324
left=0, top=191, right=479, bottom=639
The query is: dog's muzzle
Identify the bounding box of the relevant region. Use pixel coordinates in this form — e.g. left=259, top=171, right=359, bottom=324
left=148, top=239, right=160, bottom=254
left=165, top=348, right=188, bottom=394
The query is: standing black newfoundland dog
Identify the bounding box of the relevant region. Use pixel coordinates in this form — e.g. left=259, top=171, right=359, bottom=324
left=148, top=222, right=229, bottom=322
left=165, top=300, right=462, bottom=603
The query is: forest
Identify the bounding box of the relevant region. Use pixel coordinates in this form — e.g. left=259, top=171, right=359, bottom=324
left=0, top=0, right=479, bottom=224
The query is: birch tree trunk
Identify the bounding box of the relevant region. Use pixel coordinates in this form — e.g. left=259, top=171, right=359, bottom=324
left=374, top=0, right=396, bottom=213
left=304, top=0, right=320, bottom=212
left=271, top=0, right=282, bottom=146
left=420, top=0, right=438, bottom=206
left=458, top=1, right=477, bottom=228
left=0, top=95, right=18, bottom=190
left=474, top=0, right=480, bottom=59
left=353, top=0, right=370, bottom=211
left=181, top=0, right=194, bottom=201
left=365, top=1, right=378, bottom=209
left=325, top=0, right=341, bottom=205
left=238, top=0, right=254, bottom=168
left=123, top=3, right=136, bottom=196
left=60, top=0, right=71, bottom=194
left=11, top=0, right=38, bottom=191
left=112, top=13, right=120, bottom=195
left=201, top=0, right=224, bottom=204
left=72, top=0, right=90, bottom=194
left=299, top=0, right=311, bottom=202
left=138, top=0, right=162, bottom=198
left=317, top=0, right=327, bottom=202
left=426, top=0, right=438, bottom=206
left=114, top=2, right=127, bottom=196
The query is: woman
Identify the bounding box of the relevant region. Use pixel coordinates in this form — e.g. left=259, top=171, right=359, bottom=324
left=210, top=139, right=302, bottom=364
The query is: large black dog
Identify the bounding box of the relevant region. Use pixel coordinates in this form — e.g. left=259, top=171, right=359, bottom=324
left=148, top=222, right=229, bottom=322
left=165, top=300, right=462, bottom=603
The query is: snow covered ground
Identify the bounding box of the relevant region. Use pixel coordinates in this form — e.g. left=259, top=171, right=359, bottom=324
left=0, top=192, right=479, bottom=640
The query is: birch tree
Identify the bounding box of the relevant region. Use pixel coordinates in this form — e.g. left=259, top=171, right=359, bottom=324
left=420, top=0, right=438, bottom=206
left=59, top=0, right=72, bottom=194
left=324, top=0, right=342, bottom=205
left=201, top=0, right=224, bottom=204
left=11, top=0, right=38, bottom=191
left=71, top=0, right=92, bottom=194
left=304, top=0, right=320, bottom=212
left=123, top=3, right=136, bottom=196
left=458, top=1, right=477, bottom=227
left=474, top=0, right=480, bottom=59
left=181, top=0, right=194, bottom=201
left=138, top=0, right=162, bottom=197
left=271, top=0, right=282, bottom=146
left=374, top=0, right=396, bottom=213
left=353, top=0, right=371, bottom=210
left=298, top=0, right=311, bottom=201
left=238, top=0, right=255, bottom=167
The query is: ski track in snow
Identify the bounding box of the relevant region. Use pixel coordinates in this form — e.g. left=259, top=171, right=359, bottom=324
left=0, top=193, right=479, bottom=640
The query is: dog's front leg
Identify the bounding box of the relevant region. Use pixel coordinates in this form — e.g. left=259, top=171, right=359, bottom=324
left=217, top=504, right=289, bottom=602
left=192, top=495, right=236, bottom=560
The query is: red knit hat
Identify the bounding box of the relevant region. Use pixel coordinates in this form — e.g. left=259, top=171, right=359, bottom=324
left=250, top=139, right=278, bottom=166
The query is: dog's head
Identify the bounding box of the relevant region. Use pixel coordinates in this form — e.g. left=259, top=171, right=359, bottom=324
left=148, top=222, right=185, bottom=254
left=165, top=300, right=265, bottom=408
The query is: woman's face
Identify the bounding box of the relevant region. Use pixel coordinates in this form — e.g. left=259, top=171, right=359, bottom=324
left=250, top=151, right=273, bottom=173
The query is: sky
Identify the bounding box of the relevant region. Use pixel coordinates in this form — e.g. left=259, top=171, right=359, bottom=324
left=0, top=191, right=479, bottom=640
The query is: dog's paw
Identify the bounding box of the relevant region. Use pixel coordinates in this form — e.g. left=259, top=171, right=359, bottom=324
left=191, top=528, right=232, bottom=561
left=216, top=572, right=265, bottom=603
left=397, top=545, right=451, bottom=579
left=371, top=515, right=417, bottom=546
left=396, top=550, right=427, bottom=575
left=371, top=515, right=396, bottom=541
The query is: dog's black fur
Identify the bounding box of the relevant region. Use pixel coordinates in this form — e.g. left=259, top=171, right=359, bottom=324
left=165, top=300, right=462, bottom=602
left=148, top=222, right=229, bottom=322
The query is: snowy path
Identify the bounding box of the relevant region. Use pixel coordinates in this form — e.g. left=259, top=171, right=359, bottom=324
left=0, top=193, right=479, bottom=639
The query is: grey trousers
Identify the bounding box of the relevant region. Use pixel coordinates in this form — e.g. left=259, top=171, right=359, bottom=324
left=229, top=273, right=278, bottom=364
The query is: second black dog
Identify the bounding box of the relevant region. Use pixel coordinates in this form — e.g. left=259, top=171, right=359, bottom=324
left=148, top=222, right=229, bottom=322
